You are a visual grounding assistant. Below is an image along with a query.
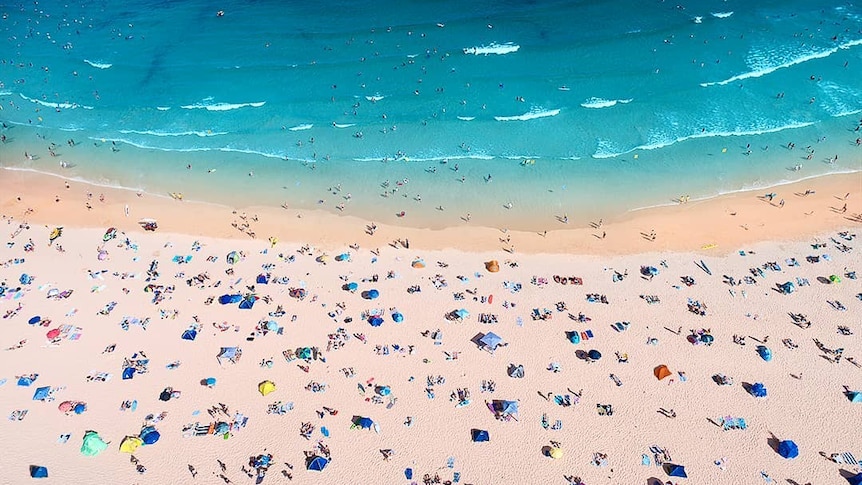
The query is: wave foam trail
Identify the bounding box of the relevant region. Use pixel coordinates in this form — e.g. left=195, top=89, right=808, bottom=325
left=180, top=101, right=265, bottom=111
left=156, top=107, right=171, bottom=111
left=457, top=116, right=475, bottom=121
left=365, top=95, right=385, bottom=102
left=581, top=97, right=632, bottom=109
left=83, top=59, right=112, bottom=69
left=288, top=124, right=313, bottom=131
left=119, top=129, right=228, bottom=137
left=494, top=108, right=560, bottom=121
left=332, top=123, right=355, bottom=128
left=592, top=121, right=816, bottom=158
left=701, top=38, right=862, bottom=87
left=19, top=93, right=93, bottom=110
left=463, top=42, right=520, bottom=56
left=711, top=11, right=734, bottom=18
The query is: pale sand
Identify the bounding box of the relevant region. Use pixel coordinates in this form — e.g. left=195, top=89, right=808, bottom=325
left=0, top=170, right=859, bottom=484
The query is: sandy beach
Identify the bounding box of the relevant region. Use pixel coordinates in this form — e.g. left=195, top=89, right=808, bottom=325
left=0, top=170, right=860, bottom=484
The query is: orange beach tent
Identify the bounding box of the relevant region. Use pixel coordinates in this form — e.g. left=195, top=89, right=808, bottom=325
left=654, top=365, right=672, bottom=380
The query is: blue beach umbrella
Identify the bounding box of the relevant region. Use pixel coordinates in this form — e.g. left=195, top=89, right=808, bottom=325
left=392, top=312, right=404, bottom=323
left=777, top=440, right=798, bottom=459
left=32, top=386, right=51, bottom=401
left=346, top=282, right=358, bottom=292
left=369, top=316, right=384, bottom=327
left=140, top=426, right=160, bottom=445
left=204, top=377, right=217, bottom=387
left=28, top=316, right=41, bottom=326
left=588, top=349, right=602, bottom=361
left=122, top=367, right=136, bottom=380
left=847, top=473, right=862, bottom=485
left=847, top=391, right=862, bottom=403
left=749, top=382, right=767, bottom=398
left=29, top=466, right=48, bottom=478
left=73, top=402, right=87, bottom=414
left=665, top=464, right=688, bottom=478
left=471, top=429, right=490, bottom=442
left=307, top=456, right=329, bottom=471
left=757, top=345, right=772, bottom=362
left=367, top=289, right=379, bottom=299
left=17, top=375, right=36, bottom=387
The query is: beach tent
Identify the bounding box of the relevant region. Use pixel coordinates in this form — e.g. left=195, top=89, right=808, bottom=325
left=549, top=447, right=563, bottom=459
left=218, top=294, right=243, bottom=305
left=480, top=332, right=503, bottom=353
left=485, top=260, right=500, bottom=273
left=119, top=436, right=143, bottom=454
left=32, top=386, right=51, bottom=401
left=392, top=311, right=404, bottom=323
left=216, top=347, right=241, bottom=365
left=140, top=426, right=160, bottom=445
left=587, top=349, right=602, bottom=361
left=352, top=416, right=374, bottom=429
left=777, top=440, right=799, bottom=459
left=368, top=316, right=384, bottom=327
left=757, top=345, right=773, bottom=362
left=641, top=266, right=659, bottom=277
left=778, top=281, right=795, bottom=294
left=256, top=273, right=270, bottom=284
left=847, top=473, right=862, bottom=485
left=665, top=464, right=688, bottom=478
left=122, top=367, right=136, bottom=380
left=306, top=456, right=329, bottom=472
left=471, top=429, right=489, bottom=442
left=847, top=391, right=862, bottom=403
left=226, top=251, right=240, bottom=264
left=411, top=259, right=425, bottom=268
left=181, top=329, right=197, bottom=341
left=17, top=375, right=36, bottom=387
left=80, top=431, right=108, bottom=456
left=258, top=380, right=276, bottom=396
left=750, top=382, right=768, bottom=398
left=29, top=465, right=48, bottom=478
left=654, top=365, right=672, bottom=380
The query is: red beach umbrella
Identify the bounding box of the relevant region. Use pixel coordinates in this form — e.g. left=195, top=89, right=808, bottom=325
left=46, top=328, right=61, bottom=340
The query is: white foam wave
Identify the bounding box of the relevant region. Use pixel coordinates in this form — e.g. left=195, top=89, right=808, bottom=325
left=463, top=42, right=520, bottom=56
left=818, top=82, right=862, bottom=118
left=333, top=123, right=355, bottom=128
left=353, top=154, right=495, bottom=163
left=711, top=11, right=734, bottom=18
left=494, top=108, right=560, bottom=121
left=83, top=59, right=112, bottom=69
left=365, top=95, right=385, bottom=102
left=156, top=106, right=171, bottom=111
left=180, top=101, right=265, bottom=111
left=19, top=93, right=93, bottom=110
left=592, top=121, right=817, bottom=159
left=580, top=97, right=632, bottom=109
left=288, top=124, right=313, bottom=131
left=457, top=116, right=475, bottom=121
left=0, top=90, right=11, bottom=96
left=701, top=38, right=862, bottom=87
left=119, top=129, right=228, bottom=138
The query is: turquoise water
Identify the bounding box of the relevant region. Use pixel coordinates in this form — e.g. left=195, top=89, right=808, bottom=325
left=1, top=0, right=861, bottom=229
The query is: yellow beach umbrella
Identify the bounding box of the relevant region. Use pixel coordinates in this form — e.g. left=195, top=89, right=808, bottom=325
left=119, top=436, right=143, bottom=454
left=258, top=380, right=276, bottom=396
left=549, top=447, right=563, bottom=459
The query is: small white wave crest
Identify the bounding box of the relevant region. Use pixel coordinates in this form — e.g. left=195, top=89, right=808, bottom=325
left=84, top=59, right=112, bottom=69
left=463, top=42, right=520, bottom=56
left=181, top=100, right=265, bottom=111
left=711, top=12, right=734, bottom=18
left=494, top=108, right=560, bottom=121
left=19, top=93, right=93, bottom=110
left=119, top=129, right=228, bottom=138
left=457, top=116, right=475, bottom=121
left=288, top=124, right=313, bottom=131
left=580, top=97, right=632, bottom=109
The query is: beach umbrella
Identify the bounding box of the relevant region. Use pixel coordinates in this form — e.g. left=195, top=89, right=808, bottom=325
left=369, top=316, right=384, bottom=327
left=471, top=429, right=490, bottom=442
left=20, top=273, right=32, bottom=285
left=258, top=380, right=276, bottom=396
left=480, top=332, right=503, bottom=352
left=456, top=309, right=469, bottom=319
left=32, top=386, right=51, bottom=401
left=181, top=329, right=197, bottom=341
left=368, top=289, right=379, bottom=299
left=392, top=312, right=404, bottom=323
left=266, top=320, right=278, bottom=332
left=830, top=274, right=841, bottom=284
left=847, top=391, right=862, bottom=403
left=549, top=447, right=563, bottom=459
left=119, top=436, right=143, bottom=454
left=218, top=294, right=242, bottom=305
left=757, top=345, right=773, bottom=362
left=654, top=365, right=672, bottom=380
left=122, top=367, right=136, bottom=380
left=750, top=382, right=767, bottom=398
left=256, top=273, right=269, bottom=284
left=28, top=316, right=41, bottom=326
left=73, top=402, right=87, bottom=414
left=98, top=250, right=108, bottom=261
left=80, top=431, right=108, bottom=456
left=159, top=389, right=172, bottom=401
left=346, top=282, right=358, bottom=292
left=297, top=347, right=313, bottom=360
left=587, top=349, right=602, bottom=361
left=306, top=456, right=329, bottom=471
left=665, top=464, right=687, bottom=478
left=411, top=259, right=425, bottom=268
left=46, top=328, right=61, bottom=340
left=214, top=422, right=230, bottom=435
left=58, top=401, right=73, bottom=413
left=140, top=426, right=160, bottom=445
left=375, top=386, right=391, bottom=396
left=777, top=440, right=799, bottom=459
left=29, top=465, right=48, bottom=478
left=847, top=473, right=862, bottom=485
left=226, top=251, right=240, bottom=264
left=700, top=334, right=714, bottom=344
left=353, top=416, right=374, bottom=429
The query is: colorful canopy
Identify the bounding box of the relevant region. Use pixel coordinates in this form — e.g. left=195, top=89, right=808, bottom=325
left=119, top=436, right=143, bottom=453
left=778, top=440, right=799, bottom=459
left=258, top=380, right=276, bottom=396
left=307, top=456, right=329, bottom=471
left=80, top=431, right=108, bottom=456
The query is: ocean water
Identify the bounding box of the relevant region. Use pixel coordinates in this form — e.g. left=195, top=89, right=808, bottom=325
left=1, top=0, right=861, bottom=230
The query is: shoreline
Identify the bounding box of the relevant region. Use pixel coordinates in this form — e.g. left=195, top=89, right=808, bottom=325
left=1, top=168, right=859, bottom=255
